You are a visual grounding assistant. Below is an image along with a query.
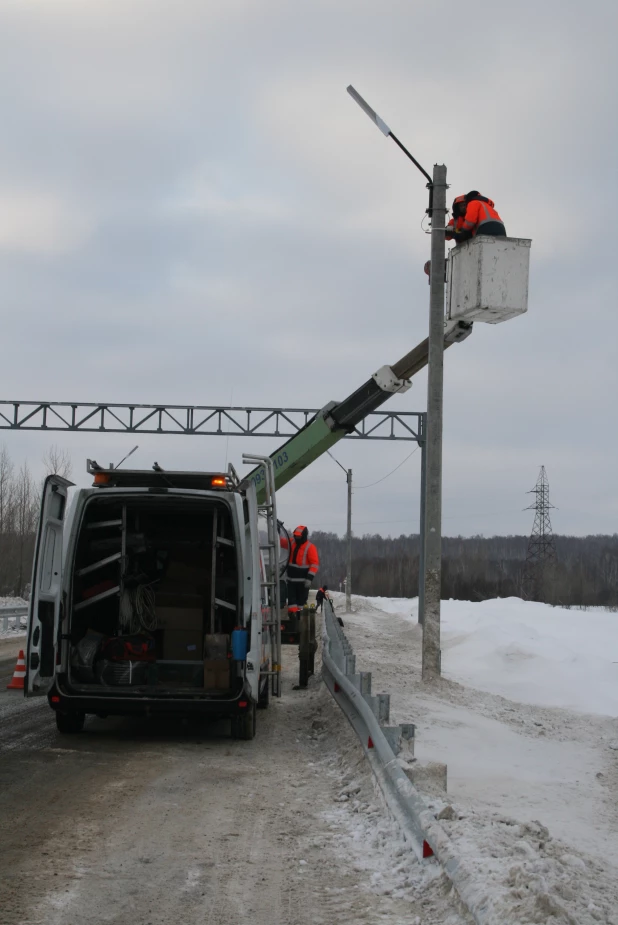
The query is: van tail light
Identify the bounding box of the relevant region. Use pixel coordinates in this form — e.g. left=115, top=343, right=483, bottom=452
left=238, top=700, right=248, bottom=709
left=51, top=696, right=60, bottom=703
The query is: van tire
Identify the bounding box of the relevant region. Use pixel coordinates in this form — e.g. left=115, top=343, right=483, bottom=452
left=257, top=675, right=270, bottom=710
left=56, top=711, right=85, bottom=734
left=231, top=703, right=256, bottom=740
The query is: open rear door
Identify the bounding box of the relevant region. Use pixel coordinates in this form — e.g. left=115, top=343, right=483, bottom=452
left=26, top=475, right=73, bottom=696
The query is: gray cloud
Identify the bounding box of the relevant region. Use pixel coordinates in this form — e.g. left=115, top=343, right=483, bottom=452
left=0, top=0, right=616, bottom=538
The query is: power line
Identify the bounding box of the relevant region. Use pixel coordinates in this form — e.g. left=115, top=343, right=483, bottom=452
left=355, top=447, right=419, bottom=490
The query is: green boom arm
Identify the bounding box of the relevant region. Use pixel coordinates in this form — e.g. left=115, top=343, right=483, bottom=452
left=246, top=321, right=472, bottom=502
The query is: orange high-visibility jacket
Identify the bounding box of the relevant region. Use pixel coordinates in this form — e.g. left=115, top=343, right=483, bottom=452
left=281, top=535, right=319, bottom=582
left=446, top=196, right=503, bottom=241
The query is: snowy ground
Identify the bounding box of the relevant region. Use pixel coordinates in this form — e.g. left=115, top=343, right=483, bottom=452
left=0, top=634, right=471, bottom=925
left=334, top=593, right=618, bottom=925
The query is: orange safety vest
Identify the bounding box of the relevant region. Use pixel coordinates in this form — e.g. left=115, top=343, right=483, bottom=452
left=284, top=538, right=319, bottom=583
left=446, top=196, right=503, bottom=240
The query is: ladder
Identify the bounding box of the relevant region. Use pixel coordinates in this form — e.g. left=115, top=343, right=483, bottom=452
left=242, top=454, right=282, bottom=697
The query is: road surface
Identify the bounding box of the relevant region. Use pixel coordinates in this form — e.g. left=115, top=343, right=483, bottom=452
left=0, top=635, right=469, bottom=925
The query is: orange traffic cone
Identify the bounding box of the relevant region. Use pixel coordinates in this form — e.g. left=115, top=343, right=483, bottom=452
left=7, top=649, right=26, bottom=690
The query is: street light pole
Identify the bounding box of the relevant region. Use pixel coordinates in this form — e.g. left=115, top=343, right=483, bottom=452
left=418, top=417, right=427, bottom=626
left=346, top=86, right=446, bottom=678
left=327, top=451, right=353, bottom=613
left=346, top=468, right=352, bottom=614
left=422, top=164, right=447, bottom=680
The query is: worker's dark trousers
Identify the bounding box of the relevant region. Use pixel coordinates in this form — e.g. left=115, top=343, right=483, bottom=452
left=476, top=222, right=506, bottom=236
left=287, top=580, right=310, bottom=612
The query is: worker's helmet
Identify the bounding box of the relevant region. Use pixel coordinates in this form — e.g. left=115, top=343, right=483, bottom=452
left=293, top=525, right=308, bottom=543
left=452, top=194, right=467, bottom=218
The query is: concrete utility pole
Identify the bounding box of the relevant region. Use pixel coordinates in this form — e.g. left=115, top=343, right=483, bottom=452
left=418, top=420, right=427, bottom=626
left=327, top=451, right=353, bottom=613
left=422, top=164, right=448, bottom=680
left=346, top=468, right=352, bottom=613
left=345, top=87, right=448, bottom=677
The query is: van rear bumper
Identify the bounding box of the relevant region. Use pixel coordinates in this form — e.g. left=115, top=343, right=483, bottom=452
left=49, top=678, right=252, bottom=718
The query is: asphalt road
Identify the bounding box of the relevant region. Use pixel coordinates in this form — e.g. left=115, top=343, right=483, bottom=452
left=0, top=636, right=468, bottom=925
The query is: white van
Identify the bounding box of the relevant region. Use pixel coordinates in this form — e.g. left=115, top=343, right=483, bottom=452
left=25, top=463, right=282, bottom=739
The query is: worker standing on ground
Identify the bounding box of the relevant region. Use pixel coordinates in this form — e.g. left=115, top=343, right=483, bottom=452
left=446, top=191, right=506, bottom=244
left=282, top=525, right=319, bottom=617
left=315, top=585, right=331, bottom=612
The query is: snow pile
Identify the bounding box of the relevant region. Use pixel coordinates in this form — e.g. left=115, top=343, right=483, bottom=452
left=0, top=596, right=27, bottom=608
left=334, top=594, right=618, bottom=923
left=366, top=595, right=618, bottom=716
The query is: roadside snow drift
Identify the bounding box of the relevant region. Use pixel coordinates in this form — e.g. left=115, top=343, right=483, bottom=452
left=369, top=596, right=618, bottom=716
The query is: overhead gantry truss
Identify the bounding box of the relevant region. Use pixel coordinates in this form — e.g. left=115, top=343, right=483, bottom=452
left=0, top=401, right=423, bottom=442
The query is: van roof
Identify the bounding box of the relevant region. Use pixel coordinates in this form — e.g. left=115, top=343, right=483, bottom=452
left=86, top=460, right=240, bottom=492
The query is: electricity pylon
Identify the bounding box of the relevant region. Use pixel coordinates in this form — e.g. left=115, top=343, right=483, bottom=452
left=523, top=466, right=557, bottom=601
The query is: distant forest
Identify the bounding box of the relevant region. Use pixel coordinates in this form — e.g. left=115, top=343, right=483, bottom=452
left=312, top=531, right=618, bottom=607
left=2, top=435, right=616, bottom=609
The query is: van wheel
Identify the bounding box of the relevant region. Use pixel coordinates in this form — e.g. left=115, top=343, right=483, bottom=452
left=257, top=676, right=270, bottom=710
left=56, top=711, right=85, bottom=734
left=231, top=703, right=256, bottom=740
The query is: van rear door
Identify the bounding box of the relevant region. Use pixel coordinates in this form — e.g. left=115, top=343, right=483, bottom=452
left=26, top=475, right=73, bottom=696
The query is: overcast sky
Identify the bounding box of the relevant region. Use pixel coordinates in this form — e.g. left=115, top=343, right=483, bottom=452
left=0, top=0, right=616, bottom=539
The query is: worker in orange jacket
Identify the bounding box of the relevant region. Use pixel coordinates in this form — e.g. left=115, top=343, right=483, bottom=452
left=281, top=525, right=319, bottom=616
left=446, top=192, right=506, bottom=245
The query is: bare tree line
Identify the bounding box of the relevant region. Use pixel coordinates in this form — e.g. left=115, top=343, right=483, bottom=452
left=1, top=444, right=616, bottom=609
left=313, top=531, right=618, bottom=607
left=0, top=445, right=72, bottom=597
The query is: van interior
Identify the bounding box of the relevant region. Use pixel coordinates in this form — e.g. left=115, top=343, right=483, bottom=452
left=67, top=496, right=242, bottom=695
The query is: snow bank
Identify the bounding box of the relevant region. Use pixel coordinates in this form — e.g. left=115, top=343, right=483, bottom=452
left=0, top=596, right=27, bottom=608
left=364, top=595, right=618, bottom=716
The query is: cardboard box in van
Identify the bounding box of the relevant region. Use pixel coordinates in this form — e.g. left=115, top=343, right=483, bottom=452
left=204, top=633, right=229, bottom=659
left=203, top=658, right=230, bottom=690
left=155, top=607, right=203, bottom=631
left=156, top=592, right=204, bottom=610
left=162, top=629, right=203, bottom=660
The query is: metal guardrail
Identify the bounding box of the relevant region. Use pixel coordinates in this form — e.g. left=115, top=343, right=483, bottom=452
left=0, top=605, right=28, bottom=633
left=321, top=599, right=490, bottom=925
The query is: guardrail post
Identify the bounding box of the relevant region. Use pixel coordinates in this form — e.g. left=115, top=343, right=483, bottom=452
left=381, top=726, right=403, bottom=755
left=375, top=693, right=390, bottom=725
left=359, top=671, right=371, bottom=695
left=400, top=723, right=415, bottom=757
